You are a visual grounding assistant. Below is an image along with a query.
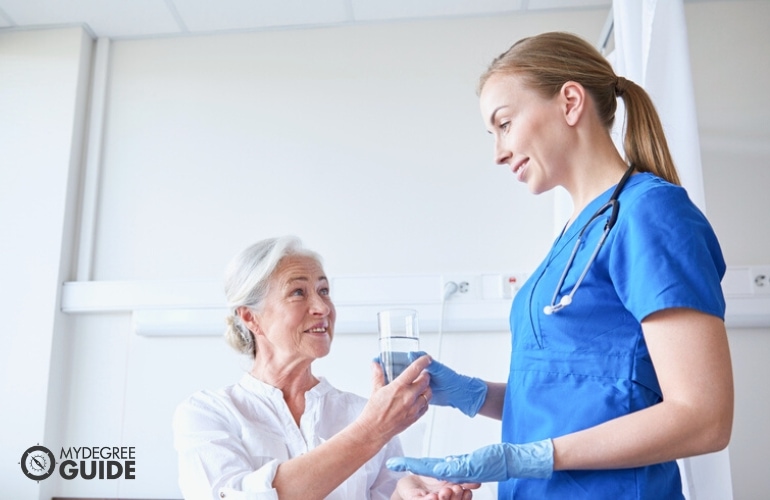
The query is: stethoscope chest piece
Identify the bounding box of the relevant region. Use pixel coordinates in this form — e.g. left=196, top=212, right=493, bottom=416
left=543, top=294, right=572, bottom=315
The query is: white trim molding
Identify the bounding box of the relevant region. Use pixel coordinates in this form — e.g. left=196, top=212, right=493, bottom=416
left=60, top=267, right=770, bottom=336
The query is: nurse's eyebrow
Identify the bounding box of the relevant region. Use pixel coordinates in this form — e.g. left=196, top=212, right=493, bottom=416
left=488, top=105, right=508, bottom=129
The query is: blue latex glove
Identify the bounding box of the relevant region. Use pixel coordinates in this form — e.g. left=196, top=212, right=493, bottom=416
left=386, top=439, right=554, bottom=483
left=409, top=351, right=488, bottom=417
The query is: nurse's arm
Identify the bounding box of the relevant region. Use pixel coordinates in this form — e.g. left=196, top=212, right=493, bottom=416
left=551, top=307, right=733, bottom=471
left=476, top=382, right=507, bottom=420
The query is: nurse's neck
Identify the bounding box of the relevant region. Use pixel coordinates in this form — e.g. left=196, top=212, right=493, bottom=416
left=563, top=161, right=632, bottom=230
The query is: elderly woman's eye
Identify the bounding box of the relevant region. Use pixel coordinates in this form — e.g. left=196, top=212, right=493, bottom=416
left=291, top=288, right=305, bottom=296
left=319, top=287, right=330, bottom=296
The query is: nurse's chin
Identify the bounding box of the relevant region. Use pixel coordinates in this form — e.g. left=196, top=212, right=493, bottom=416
left=527, top=181, right=552, bottom=195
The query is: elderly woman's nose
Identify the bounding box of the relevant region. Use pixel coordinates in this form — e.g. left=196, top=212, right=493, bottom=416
left=309, top=292, right=331, bottom=314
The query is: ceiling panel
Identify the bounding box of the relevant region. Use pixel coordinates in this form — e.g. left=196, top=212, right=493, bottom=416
left=0, top=0, right=723, bottom=39
left=351, top=0, right=523, bottom=21
left=172, top=0, right=351, bottom=32
left=0, top=0, right=182, bottom=38
left=527, top=0, right=610, bottom=10
left=4, top=0, right=714, bottom=40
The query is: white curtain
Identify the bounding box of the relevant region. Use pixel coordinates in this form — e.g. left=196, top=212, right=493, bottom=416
left=608, top=1, right=732, bottom=499
left=610, top=0, right=706, bottom=211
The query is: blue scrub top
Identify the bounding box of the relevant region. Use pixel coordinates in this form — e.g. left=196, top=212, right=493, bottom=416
left=499, top=173, right=725, bottom=499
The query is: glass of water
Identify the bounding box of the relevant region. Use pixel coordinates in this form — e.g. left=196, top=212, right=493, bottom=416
left=378, top=308, right=419, bottom=384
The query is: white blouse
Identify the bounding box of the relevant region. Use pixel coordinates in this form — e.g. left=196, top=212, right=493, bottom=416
left=173, top=374, right=403, bottom=500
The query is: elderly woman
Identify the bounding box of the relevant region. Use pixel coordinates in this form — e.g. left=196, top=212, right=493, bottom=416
left=173, top=236, right=478, bottom=500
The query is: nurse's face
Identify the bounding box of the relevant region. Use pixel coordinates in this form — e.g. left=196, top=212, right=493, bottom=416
left=479, top=72, right=569, bottom=194
left=252, top=255, right=335, bottom=363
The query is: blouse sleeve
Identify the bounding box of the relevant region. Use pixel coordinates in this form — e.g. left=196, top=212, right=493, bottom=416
left=172, top=395, right=281, bottom=500
left=609, top=182, right=726, bottom=322
left=368, top=436, right=405, bottom=500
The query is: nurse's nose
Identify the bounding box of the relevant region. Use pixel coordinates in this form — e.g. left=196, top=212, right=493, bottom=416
left=494, top=138, right=512, bottom=165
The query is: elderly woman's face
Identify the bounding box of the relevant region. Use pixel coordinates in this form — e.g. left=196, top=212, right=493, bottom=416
left=253, top=255, right=336, bottom=361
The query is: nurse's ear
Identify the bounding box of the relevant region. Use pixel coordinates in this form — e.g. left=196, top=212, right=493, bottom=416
left=560, top=80, right=587, bottom=127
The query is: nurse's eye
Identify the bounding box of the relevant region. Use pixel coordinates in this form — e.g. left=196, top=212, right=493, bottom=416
left=499, top=121, right=511, bottom=133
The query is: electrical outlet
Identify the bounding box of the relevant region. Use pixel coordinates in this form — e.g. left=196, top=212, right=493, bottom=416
left=495, top=273, right=529, bottom=299
left=442, top=273, right=530, bottom=300
left=477, top=273, right=531, bottom=299
left=506, top=273, right=529, bottom=295
left=441, top=275, right=479, bottom=301
left=752, top=266, right=770, bottom=295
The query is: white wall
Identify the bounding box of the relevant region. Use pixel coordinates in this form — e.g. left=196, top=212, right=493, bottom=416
left=93, top=16, right=568, bottom=281
left=1, top=1, right=768, bottom=499
left=0, top=27, right=92, bottom=499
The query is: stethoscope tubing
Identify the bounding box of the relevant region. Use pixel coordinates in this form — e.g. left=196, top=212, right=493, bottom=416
left=543, top=165, right=635, bottom=316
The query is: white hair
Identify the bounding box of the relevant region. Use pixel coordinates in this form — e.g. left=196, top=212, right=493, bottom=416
left=223, top=235, right=321, bottom=357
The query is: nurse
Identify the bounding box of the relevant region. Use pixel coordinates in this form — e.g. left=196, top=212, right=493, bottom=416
left=387, top=31, right=734, bottom=499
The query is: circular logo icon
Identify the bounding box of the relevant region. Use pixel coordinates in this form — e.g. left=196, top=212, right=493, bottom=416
left=20, top=445, right=56, bottom=481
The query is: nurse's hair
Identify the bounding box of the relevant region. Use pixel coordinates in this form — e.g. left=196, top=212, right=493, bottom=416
left=478, top=31, right=680, bottom=186
left=223, top=235, right=322, bottom=358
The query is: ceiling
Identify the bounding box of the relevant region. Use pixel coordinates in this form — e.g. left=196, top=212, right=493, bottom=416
left=0, top=0, right=617, bottom=40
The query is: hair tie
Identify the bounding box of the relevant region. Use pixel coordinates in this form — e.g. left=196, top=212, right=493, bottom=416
left=615, top=76, right=629, bottom=97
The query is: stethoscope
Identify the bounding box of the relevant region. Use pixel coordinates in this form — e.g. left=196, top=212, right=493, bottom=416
left=543, top=165, right=635, bottom=315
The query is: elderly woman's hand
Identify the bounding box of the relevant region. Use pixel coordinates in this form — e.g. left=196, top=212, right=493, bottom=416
left=357, top=354, right=433, bottom=443
left=393, top=474, right=480, bottom=500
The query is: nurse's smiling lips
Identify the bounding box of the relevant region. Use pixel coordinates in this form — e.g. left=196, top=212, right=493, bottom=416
left=512, top=157, right=529, bottom=182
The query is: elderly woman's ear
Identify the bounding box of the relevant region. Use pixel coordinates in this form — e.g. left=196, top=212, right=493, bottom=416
left=237, top=307, right=260, bottom=334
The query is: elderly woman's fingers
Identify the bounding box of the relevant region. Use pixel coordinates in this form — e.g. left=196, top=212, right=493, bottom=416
left=370, top=360, right=386, bottom=391
left=435, top=484, right=470, bottom=500
left=394, top=353, right=431, bottom=385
